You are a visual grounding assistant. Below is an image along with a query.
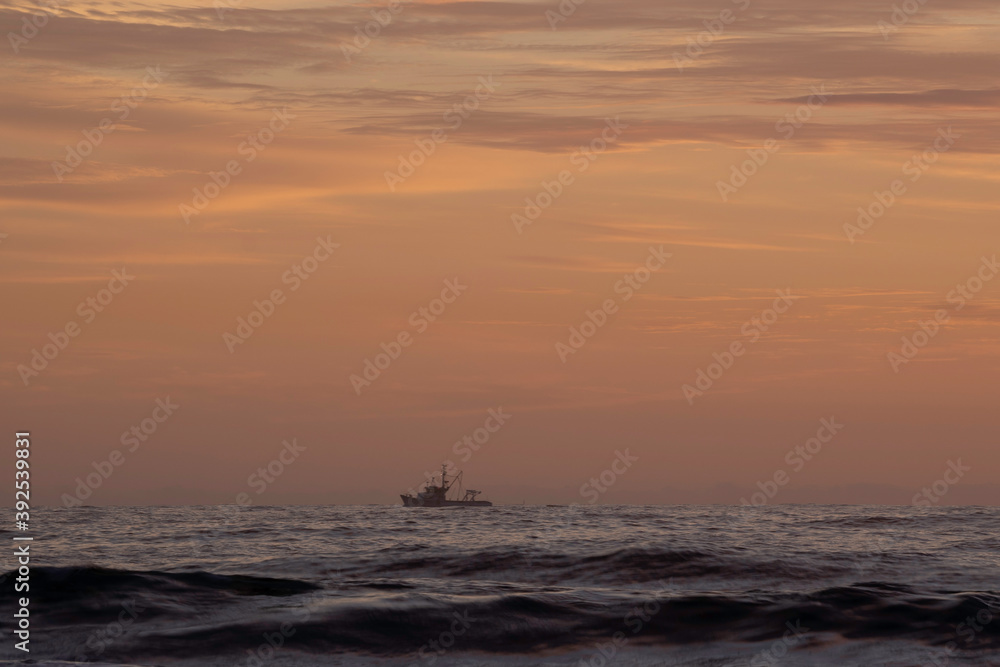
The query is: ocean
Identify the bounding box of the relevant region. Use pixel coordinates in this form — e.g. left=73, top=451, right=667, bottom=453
left=2, top=504, right=998, bottom=666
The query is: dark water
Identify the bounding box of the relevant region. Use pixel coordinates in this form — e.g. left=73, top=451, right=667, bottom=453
left=2, top=505, right=999, bottom=666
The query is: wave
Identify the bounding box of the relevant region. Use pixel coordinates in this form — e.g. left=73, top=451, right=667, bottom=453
left=4, top=566, right=319, bottom=625
left=807, top=515, right=919, bottom=527
left=15, top=570, right=999, bottom=659
left=24, top=565, right=320, bottom=597
left=168, top=584, right=1000, bottom=654
left=366, top=545, right=850, bottom=584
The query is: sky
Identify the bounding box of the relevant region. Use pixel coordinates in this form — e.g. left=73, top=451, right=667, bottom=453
left=2, top=0, right=999, bottom=506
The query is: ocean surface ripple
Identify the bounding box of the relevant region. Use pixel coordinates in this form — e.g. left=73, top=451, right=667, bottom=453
left=1, top=504, right=998, bottom=666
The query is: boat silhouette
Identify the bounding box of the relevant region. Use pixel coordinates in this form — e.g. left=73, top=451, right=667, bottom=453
left=400, top=464, right=493, bottom=507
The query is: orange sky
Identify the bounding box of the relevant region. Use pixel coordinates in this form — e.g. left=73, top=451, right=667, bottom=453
left=3, top=0, right=999, bottom=506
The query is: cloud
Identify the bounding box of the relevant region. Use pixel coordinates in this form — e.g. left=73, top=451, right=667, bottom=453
left=776, top=88, right=1000, bottom=108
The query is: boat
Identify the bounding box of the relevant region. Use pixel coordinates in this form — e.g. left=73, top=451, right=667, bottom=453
left=400, top=464, right=493, bottom=507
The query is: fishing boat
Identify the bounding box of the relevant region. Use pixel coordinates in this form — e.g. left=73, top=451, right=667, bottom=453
left=400, top=464, right=493, bottom=507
